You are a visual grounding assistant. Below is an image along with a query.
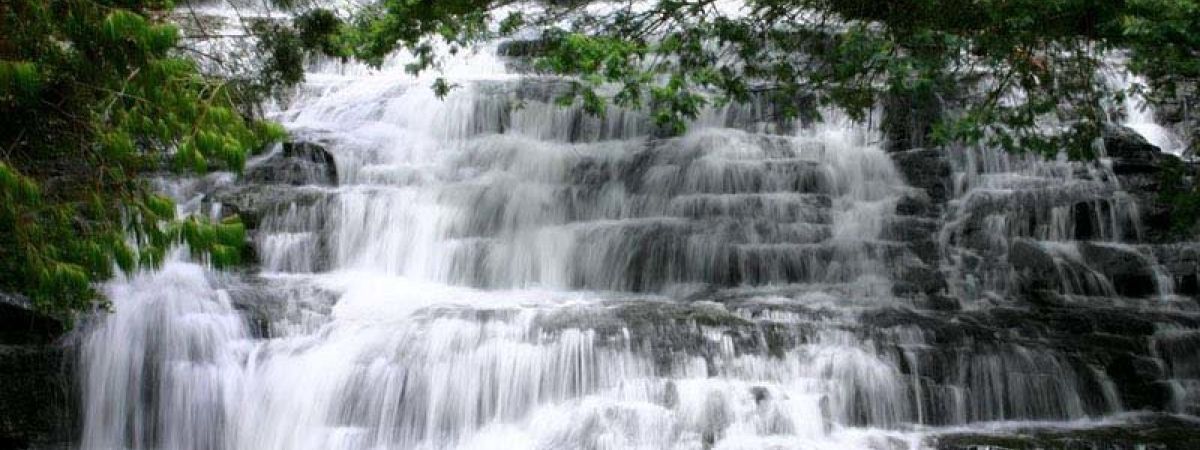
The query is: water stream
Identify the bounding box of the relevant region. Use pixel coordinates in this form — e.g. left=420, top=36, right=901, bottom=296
left=74, top=3, right=1200, bottom=449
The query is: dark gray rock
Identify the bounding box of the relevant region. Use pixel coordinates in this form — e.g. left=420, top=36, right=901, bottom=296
left=244, top=141, right=337, bottom=186
left=0, top=294, right=61, bottom=346
left=1107, top=354, right=1176, bottom=411
left=882, top=217, right=940, bottom=242
left=207, top=184, right=329, bottom=230
left=1008, top=239, right=1059, bottom=294
left=882, top=216, right=942, bottom=264
left=497, top=38, right=549, bottom=58
left=921, top=294, right=961, bottom=311
left=0, top=294, right=70, bottom=449
left=1103, top=125, right=1185, bottom=193
left=930, top=413, right=1200, bottom=450
left=892, top=265, right=948, bottom=297
left=1105, top=124, right=1162, bottom=161
left=895, top=192, right=935, bottom=217
left=891, top=148, right=953, bottom=204
left=1078, top=243, right=1160, bottom=298
left=750, top=386, right=770, bottom=405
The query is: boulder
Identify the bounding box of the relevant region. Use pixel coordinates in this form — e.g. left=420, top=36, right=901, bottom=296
left=1104, top=124, right=1162, bottom=161
left=1077, top=243, right=1160, bottom=298
left=207, top=184, right=329, bottom=230
left=1008, top=239, right=1059, bottom=293
left=497, top=38, right=550, bottom=58
left=1103, top=124, right=1186, bottom=183
left=244, top=141, right=337, bottom=186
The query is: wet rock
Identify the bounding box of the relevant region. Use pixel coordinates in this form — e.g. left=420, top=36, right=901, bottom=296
left=1008, top=239, right=1060, bottom=294
left=245, top=141, right=338, bottom=186
left=761, top=323, right=802, bottom=359
left=929, top=413, right=1200, bottom=450
left=750, top=386, right=770, bottom=405
left=662, top=381, right=679, bottom=408
left=597, top=301, right=761, bottom=374
left=861, top=308, right=972, bottom=344
left=699, top=391, right=733, bottom=446
left=882, top=216, right=942, bottom=264
left=891, top=148, right=952, bottom=204
left=1105, top=124, right=1163, bottom=161
left=1078, top=243, right=1160, bottom=298
left=892, top=265, right=948, bottom=297
left=895, top=192, right=934, bottom=217
left=1104, top=124, right=1190, bottom=201
left=1179, top=273, right=1199, bottom=296
left=0, top=293, right=70, bottom=449
left=1152, top=244, right=1200, bottom=279
left=1107, top=355, right=1173, bottom=411
left=207, top=184, right=329, bottom=229
left=882, top=217, right=940, bottom=242
left=1087, top=308, right=1158, bottom=336
left=922, top=294, right=961, bottom=311
left=866, top=436, right=911, bottom=450
left=1071, top=201, right=1100, bottom=240
left=1154, top=329, right=1200, bottom=377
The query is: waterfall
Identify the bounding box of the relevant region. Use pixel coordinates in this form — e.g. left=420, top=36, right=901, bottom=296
left=1112, top=72, right=1187, bottom=157
left=80, top=260, right=247, bottom=450
left=74, top=3, right=1200, bottom=450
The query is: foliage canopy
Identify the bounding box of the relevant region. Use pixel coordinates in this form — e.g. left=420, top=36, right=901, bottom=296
left=330, top=0, right=1199, bottom=159
left=0, top=0, right=284, bottom=315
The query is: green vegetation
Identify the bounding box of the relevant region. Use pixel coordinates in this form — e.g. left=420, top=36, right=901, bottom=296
left=1160, top=157, right=1200, bottom=234
left=335, top=0, right=1198, bottom=158
left=0, top=0, right=285, bottom=315
left=2, top=0, right=1198, bottom=315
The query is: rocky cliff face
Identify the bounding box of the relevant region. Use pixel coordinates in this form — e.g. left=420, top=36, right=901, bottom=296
left=880, top=96, right=1200, bottom=424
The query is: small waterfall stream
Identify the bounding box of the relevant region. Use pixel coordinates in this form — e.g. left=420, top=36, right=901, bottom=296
left=73, top=3, right=1200, bottom=449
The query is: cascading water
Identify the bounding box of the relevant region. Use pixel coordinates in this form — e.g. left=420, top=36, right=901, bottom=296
left=74, top=3, right=1200, bottom=450
left=1109, top=71, right=1188, bottom=158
